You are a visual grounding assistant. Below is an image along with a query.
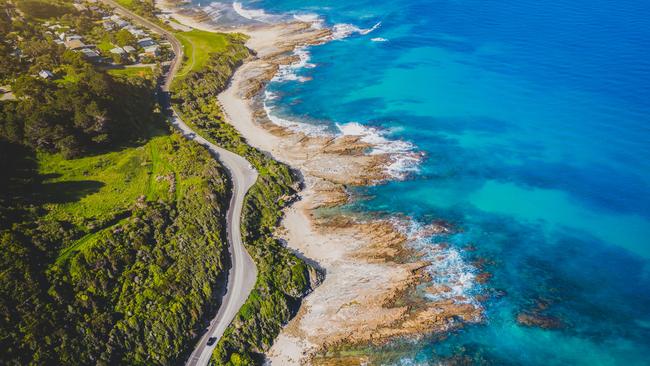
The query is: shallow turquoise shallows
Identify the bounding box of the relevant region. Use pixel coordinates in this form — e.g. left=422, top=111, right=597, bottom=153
left=197, top=0, right=650, bottom=364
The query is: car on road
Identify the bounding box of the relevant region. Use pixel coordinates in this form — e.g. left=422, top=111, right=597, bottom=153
left=206, top=337, right=217, bottom=346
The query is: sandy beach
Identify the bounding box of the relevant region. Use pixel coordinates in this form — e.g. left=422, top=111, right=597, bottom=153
left=158, top=2, right=483, bottom=364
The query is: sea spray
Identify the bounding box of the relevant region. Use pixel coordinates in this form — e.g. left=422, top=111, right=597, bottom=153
left=389, top=218, right=483, bottom=309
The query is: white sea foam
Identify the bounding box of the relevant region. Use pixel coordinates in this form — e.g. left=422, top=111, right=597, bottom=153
left=262, top=91, right=329, bottom=135
left=371, top=37, right=388, bottom=42
left=272, top=47, right=315, bottom=83
left=390, top=218, right=482, bottom=310
left=292, top=12, right=324, bottom=28
left=232, top=1, right=275, bottom=22
left=331, top=21, right=382, bottom=40
left=336, top=122, right=421, bottom=180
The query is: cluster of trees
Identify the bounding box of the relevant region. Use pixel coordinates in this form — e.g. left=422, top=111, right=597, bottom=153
left=172, top=35, right=320, bottom=365
left=15, top=0, right=75, bottom=19
left=1, top=134, right=232, bottom=365
left=1, top=6, right=234, bottom=365
left=1, top=2, right=160, bottom=157
left=1, top=54, right=158, bottom=158
left=117, top=0, right=158, bottom=20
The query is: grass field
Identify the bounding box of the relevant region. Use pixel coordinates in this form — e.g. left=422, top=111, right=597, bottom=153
left=97, top=37, right=114, bottom=54
left=38, top=132, right=210, bottom=262
left=107, top=66, right=154, bottom=79
left=39, top=135, right=170, bottom=229
left=115, top=0, right=135, bottom=7
left=175, top=30, right=236, bottom=78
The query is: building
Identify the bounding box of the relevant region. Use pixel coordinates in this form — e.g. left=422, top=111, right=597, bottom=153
left=64, top=39, right=88, bottom=50
left=143, top=45, right=160, bottom=57
left=65, top=34, right=83, bottom=42
left=103, top=20, right=115, bottom=31
left=79, top=48, right=101, bottom=62
left=38, top=70, right=54, bottom=79
left=110, top=47, right=126, bottom=55
left=137, top=37, right=156, bottom=48
left=126, top=27, right=146, bottom=37
left=122, top=45, right=136, bottom=53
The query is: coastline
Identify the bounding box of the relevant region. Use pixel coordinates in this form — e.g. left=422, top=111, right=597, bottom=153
left=159, top=2, right=483, bottom=364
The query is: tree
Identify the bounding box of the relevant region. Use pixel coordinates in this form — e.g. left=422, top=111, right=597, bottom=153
left=114, top=29, right=136, bottom=48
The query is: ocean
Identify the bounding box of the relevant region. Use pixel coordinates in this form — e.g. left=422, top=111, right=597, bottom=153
left=195, top=0, right=650, bottom=364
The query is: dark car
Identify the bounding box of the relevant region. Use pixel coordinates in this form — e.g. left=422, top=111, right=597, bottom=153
left=206, top=337, right=217, bottom=346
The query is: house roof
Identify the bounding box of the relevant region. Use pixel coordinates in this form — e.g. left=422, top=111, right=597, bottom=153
left=38, top=70, right=54, bottom=78
left=80, top=48, right=100, bottom=59
left=65, top=39, right=87, bottom=50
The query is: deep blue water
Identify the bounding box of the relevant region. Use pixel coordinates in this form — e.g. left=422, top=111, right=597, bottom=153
left=199, top=0, right=650, bottom=364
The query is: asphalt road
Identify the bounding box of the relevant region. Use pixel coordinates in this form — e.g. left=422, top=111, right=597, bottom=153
left=98, top=2, right=259, bottom=365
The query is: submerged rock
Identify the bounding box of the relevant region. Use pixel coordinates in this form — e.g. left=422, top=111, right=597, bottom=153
left=516, top=312, right=564, bottom=329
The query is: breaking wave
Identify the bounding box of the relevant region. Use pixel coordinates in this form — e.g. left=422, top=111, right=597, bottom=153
left=262, top=91, right=329, bottom=135
left=331, top=21, right=382, bottom=40
left=232, top=1, right=276, bottom=22
left=271, top=47, right=315, bottom=83
left=389, top=218, right=482, bottom=308
left=336, top=122, right=422, bottom=180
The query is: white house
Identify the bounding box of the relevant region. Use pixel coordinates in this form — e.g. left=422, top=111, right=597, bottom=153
left=38, top=70, right=54, bottom=79
left=66, top=34, right=83, bottom=42
left=110, top=47, right=126, bottom=55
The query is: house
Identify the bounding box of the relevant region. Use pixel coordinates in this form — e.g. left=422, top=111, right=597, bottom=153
left=109, top=15, right=129, bottom=28
left=143, top=45, right=160, bottom=56
left=126, top=27, right=146, bottom=37
left=54, top=39, right=64, bottom=45
left=38, top=70, right=54, bottom=79
left=64, top=39, right=88, bottom=50
left=110, top=47, right=126, bottom=55
left=79, top=48, right=101, bottom=62
left=137, top=37, right=156, bottom=48
left=122, top=45, right=136, bottom=53
left=66, top=35, right=83, bottom=42
left=103, top=20, right=115, bottom=31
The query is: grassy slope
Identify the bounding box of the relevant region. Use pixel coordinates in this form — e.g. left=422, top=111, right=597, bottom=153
left=40, top=133, right=177, bottom=263
left=107, top=66, right=154, bottom=78
left=175, top=30, right=242, bottom=79
left=115, top=0, right=135, bottom=8
left=8, top=61, right=232, bottom=362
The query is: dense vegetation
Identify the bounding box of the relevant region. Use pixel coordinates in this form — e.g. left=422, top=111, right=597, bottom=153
left=115, top=0, right=158, bottom=20
left=171, top=32, right=320, bottom=365
left=15, top=0, right=75, bottom=19
left=1, top=5, right=233, bottom=364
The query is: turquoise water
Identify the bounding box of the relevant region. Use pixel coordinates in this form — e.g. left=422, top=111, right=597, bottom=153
left=199, top=0, right=650, bottom=364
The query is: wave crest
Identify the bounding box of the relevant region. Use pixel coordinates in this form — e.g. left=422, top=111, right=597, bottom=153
left=331, top=21, right=382, bottom=40
left=232, top=1, right=276, bottom=22
left=336, top=122, right=422, bottom=180
left=390, top=218, right=482, bottom=308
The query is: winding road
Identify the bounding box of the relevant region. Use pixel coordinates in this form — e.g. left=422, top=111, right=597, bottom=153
left=98, top=2, right=259, bottom=365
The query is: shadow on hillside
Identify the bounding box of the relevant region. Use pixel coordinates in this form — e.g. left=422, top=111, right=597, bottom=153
left=38, top=175, right=104, bottom=204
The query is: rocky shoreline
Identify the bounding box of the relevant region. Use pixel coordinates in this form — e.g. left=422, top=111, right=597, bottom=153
left=157, top=2, right=483, bottom=364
